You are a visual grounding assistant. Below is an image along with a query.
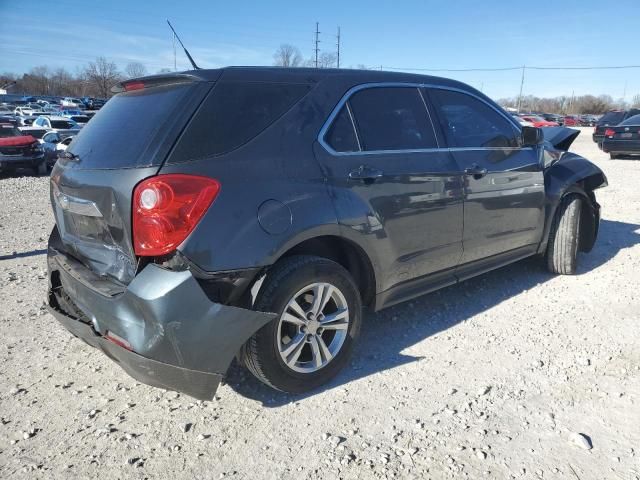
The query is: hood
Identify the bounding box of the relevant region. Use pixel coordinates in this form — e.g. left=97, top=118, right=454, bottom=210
left=542, top=126, right=580, bottom=151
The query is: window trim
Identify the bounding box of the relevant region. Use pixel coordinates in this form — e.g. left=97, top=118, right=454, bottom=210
left=318, top=82, right=523, bottom=156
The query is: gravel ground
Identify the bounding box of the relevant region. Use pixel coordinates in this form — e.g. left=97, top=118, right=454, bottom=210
left=0, top=128, right=639, bottom=479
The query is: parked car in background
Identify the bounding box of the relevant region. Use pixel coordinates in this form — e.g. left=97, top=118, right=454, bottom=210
left=14, top=106, right=38, bottom=116
left=61, top=97, right=83, bottom=108
left=512, top=114, right=533, bottom=127
left=542, top=113, right=564, bottom=125
left=59, top=109, right=90, bottom=125
left=601, top=114, right=640, bottom=159
left=593, top=109, right=640, bottom=144
left=563, top=115, right=582, bottom=127
left=41, top=130, right=76, bottom=169
left=32, top=115, right=80, bottom=135
left=519, top=114, right=559, bottom=127
left=47, top=67, right=607, bottom=400
left=0, top=123, right=46, bottom=175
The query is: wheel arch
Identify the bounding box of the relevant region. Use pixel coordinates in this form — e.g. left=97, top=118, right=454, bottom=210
left=539, top=156, right=607, bottom=254
left=251, top=234, right=378, bottom=309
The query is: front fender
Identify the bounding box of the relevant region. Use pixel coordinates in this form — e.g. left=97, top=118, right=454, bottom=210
left=538, top=153, right=607, bottom=254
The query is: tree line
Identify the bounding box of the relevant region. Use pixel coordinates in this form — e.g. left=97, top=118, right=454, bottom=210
left=0, top=58, right=150, bottom=99
left=3, top=49, right=640, bottom=112
left=497, top=93, right=640, bottom=115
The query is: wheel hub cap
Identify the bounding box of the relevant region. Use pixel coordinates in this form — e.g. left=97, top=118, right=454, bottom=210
left=276, top=282, right=350, bottom=373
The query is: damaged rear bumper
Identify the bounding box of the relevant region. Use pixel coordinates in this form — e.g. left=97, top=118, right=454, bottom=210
left=47, top=238, right=275, bottom=400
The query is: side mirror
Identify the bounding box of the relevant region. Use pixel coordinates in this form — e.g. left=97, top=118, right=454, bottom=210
left=521, top=126, right=544, bottom=147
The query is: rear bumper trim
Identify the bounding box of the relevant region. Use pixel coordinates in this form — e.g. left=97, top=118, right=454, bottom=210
left=48, top=304, right=222, bottom=400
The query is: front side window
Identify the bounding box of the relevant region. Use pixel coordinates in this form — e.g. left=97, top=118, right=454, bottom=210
left=430, top=89, right=519, bottom=148
left=348, top=87, right=437, bottom=151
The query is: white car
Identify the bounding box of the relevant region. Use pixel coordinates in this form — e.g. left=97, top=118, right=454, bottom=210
left=61, top=97, right=83, bottom=108
left=14, top=106, right=38, bottom=116
left=32, top=115, right=81, bottom=134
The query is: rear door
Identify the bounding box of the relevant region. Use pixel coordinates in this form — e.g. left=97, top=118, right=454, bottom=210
left=315, top=85, right=464, bottom=293
left=427, top=87, right=545, bottom=265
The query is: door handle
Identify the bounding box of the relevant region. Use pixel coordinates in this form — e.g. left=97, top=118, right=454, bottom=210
left=349, top=165, right=384, bottom=183
left=464, top=164, right=488, bottom=178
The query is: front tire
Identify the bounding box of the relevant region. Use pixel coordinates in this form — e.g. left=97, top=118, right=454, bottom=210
left=546, top=194, right=583, bottom=275
left=241, top=255, right=362, bottom=393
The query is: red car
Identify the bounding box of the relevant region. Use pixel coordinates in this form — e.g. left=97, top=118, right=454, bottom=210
left=519, top=115, right=559, bottom=127
left=563, top=116, right=582, bottom=127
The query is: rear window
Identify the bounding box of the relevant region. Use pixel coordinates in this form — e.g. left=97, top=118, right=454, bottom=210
left=67, top=83, right=203, bottom=169
left=598, top=111, right=624, bottom=125
left=620, top=114, right=640, bottom=125
left=170, top=81, right=311, bottom=161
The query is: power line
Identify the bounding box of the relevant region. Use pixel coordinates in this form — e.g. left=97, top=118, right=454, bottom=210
left=382, top=64, right=640, bottom=72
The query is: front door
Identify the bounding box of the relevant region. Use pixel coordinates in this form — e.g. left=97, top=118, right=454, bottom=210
left=315, top=86, right=465, bottom=293
left=427, top=88, right=546, bottom=264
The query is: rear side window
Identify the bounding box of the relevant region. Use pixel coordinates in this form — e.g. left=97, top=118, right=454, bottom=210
left=430, top=89, right=519, bottom=148
left=348, top=87, right=436, bottom=151
left=326, top=106, right=358, bottom=152
left=172, top=82, right=311, bottom=160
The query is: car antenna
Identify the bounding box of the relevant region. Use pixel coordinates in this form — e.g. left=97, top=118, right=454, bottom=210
left=166, top=20, right=200, bottom=70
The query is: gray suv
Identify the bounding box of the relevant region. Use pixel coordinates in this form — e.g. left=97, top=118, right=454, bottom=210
left=47, top=67, right=607, bottom=400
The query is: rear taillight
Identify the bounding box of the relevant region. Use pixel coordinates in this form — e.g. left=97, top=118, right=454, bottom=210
left=604, top=128, right=615, bottom=137
left=133, top=174, right=220, bottom=256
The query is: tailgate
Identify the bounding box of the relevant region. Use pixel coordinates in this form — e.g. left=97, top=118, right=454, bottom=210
left=49, top=76, right=213, bottom=285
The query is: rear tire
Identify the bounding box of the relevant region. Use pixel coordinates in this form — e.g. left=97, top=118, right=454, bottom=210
left=241, top=255, right=362, bottom=393
left=546, top=194, right=583, bottom=275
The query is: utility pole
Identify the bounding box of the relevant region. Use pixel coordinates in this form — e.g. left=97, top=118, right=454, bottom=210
left=314, top=22, right=320, bottom=68
left=336, top=26, right=341, bottom=69
left=516, top=65, right=525, bottom=113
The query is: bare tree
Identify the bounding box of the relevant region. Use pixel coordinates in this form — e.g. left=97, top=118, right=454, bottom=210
left=631, top=94, right=640, bottom=108
left=273, top=44, right=303, bottom=67
left=84, top=57, right=121, bottom=98
left=125, top=62, right=147, bottom=79
left=317, top=52, right=337, bottom=69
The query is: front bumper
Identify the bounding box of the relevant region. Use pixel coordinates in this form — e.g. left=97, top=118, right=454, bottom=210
left=0, top=153, right=44, bottom=170
left=47, top=236, right=275, bottom=400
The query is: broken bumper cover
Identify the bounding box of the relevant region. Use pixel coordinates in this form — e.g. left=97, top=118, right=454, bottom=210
left=47, top=244, right=275, bottom=400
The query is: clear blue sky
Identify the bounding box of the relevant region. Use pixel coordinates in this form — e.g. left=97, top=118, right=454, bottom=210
left=1, top=0, right=639, bottom=100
